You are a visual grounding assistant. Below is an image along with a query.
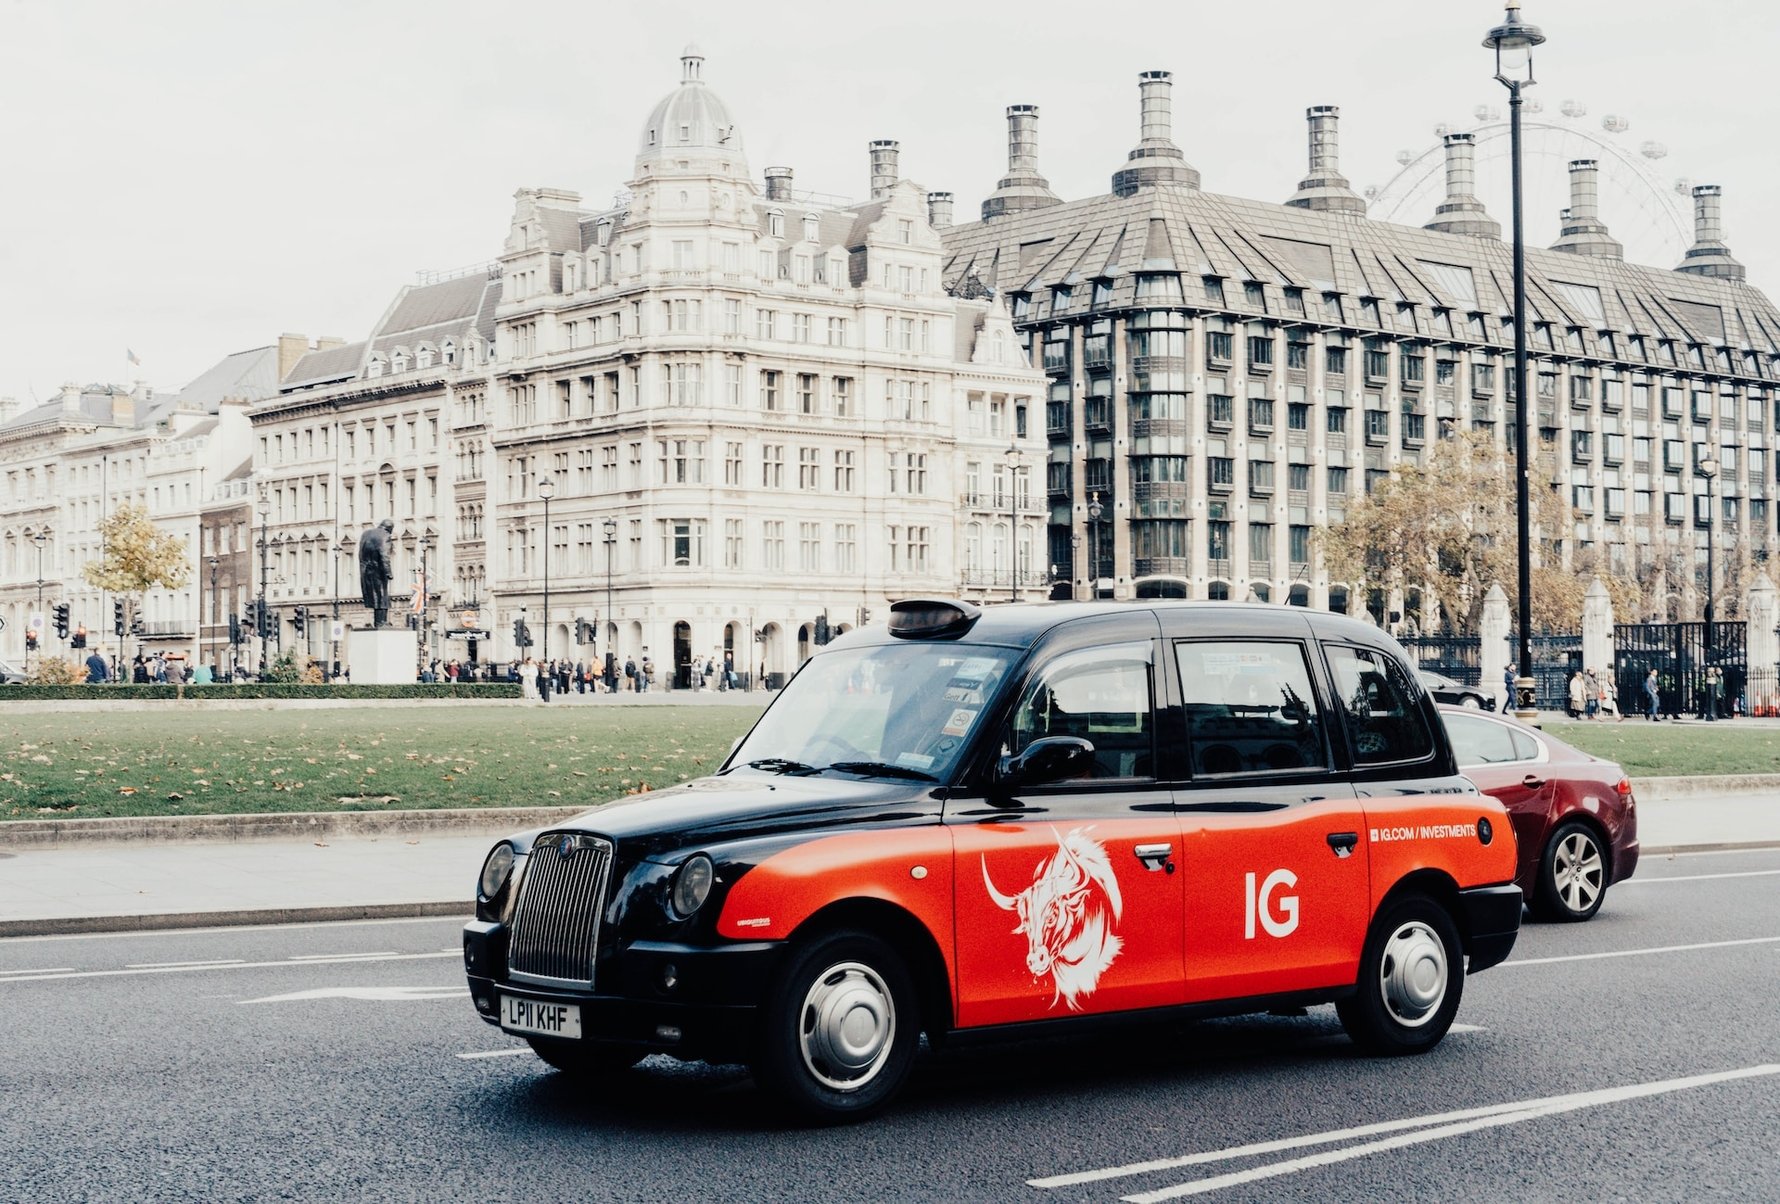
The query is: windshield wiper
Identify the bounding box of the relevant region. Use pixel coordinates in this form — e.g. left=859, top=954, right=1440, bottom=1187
left=823, top=761, right=939, bottom=782
left=742, top=757, right=823, bottom=776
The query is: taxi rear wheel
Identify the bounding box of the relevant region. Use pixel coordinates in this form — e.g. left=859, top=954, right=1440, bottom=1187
left=1337, top=893, right=1463, bottom=1056
left=527, top=1037, right=645, bottom=1077
left=753, top=929, right=919, bottom=1122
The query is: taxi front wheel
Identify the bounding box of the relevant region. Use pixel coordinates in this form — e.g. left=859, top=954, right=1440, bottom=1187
left=1336, top=893, right=1463, bottom=1056
left=752, top=929, right=919, bottom=1122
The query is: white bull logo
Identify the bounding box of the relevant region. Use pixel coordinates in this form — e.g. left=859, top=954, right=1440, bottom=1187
left=983, top=827, right=1124, bottom=1010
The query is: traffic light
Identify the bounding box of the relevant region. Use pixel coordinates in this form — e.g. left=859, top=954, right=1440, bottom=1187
left=513, top=618, right=532, bottom=648
left=72, top=625, right=87, bottom=649
left=129, top=612, right=145, bottom=637
left=576, top=618, right=594, bottom=645
left=260, top=606, right=275, bottom=639
left=113, top=599, right=126, bottom=636
left=858, top=606, right=872, bottom=627
left=229, top=614, right=242, bottom=645
left=53, top=602, right=69, bottom=639
left=25, top=629, right=37, bottom=650
left=814, top=614, right=831, bottom=646
left=291, top=605, right=306, bottom=635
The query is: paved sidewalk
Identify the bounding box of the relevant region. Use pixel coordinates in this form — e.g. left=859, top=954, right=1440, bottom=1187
left=2, top=788, right=1776, bottom=939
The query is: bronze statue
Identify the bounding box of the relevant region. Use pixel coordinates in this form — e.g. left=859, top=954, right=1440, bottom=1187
left=358, top=518, right=395, bottom=627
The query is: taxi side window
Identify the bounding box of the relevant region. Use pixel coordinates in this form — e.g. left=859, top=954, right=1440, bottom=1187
left=1324, top=644, right=1435, bottom=766
left=1009, top=642, right=1153, bottom=780
left=1445, top=713, right=1518, bottom=767
left=1174, top=640, right=1329, bottom=777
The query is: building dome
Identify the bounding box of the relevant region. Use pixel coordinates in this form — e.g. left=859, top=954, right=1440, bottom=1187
left=635, top=47, right=746, bottom=165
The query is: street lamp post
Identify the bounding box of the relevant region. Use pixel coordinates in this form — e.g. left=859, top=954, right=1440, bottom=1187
left=256, top=494, right=271, bottom=677
left=603, top=516, right=618, bottom=676
left=1698, top=456, right=1718, bottom=635
left=1070, top=533, right=1083, bottom=601
left=207, top=556, right=219, bottom=674
left=1486, top=1, right=1546, bottom=721
left=538, top=477, right=555, bottom=668
left=417, top=531, right=431, bottom=671
left=1088, top=492, right=1104, bottom=601
left=32, top=531, right=47, bottom=665
left=1004, top=444, right=1024, bottom=604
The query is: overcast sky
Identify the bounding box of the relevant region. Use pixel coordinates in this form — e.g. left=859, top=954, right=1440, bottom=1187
left=2, top=0, right=1773, bottom=404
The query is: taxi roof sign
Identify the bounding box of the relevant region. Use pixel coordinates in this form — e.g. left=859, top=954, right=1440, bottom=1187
left=887, top=598, right=981, bottom=639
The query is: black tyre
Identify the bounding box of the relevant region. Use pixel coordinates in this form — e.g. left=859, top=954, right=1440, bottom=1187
left=1337, top=893, right=1464, bottom=1056
left=527, top=1037, right=645, bottom=1077
left=752, top=929, right=919, bottom=1122
left=1531, top=820, right=1608, bottom=922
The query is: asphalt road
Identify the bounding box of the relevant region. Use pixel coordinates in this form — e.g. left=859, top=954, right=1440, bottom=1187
left=3, top=849, right=1777, bottom=1203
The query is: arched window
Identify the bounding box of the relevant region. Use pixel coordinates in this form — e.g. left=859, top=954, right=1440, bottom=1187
left=802, top=213, right=819, bottom=242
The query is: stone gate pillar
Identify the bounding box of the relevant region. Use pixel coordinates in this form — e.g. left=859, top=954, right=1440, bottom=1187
left=1480, top=583, right=1511, bottom=710
left=1581, top=577, right=1615, bottom=686
left=1746, top=574, right=1778, bottom=715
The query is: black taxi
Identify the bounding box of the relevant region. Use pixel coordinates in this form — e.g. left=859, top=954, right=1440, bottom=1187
left=464, top=599, right=1521, bottom=1119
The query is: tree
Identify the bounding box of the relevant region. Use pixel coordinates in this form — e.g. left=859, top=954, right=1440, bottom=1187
left=1315, top=431, right=1598, bottom=634
left=83, top=502, right=191, bottom=601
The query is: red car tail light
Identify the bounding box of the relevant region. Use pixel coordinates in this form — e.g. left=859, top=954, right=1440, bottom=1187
left=1615, top=777, right=1633, bottom=800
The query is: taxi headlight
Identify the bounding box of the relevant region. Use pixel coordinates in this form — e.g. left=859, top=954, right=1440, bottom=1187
left=478, top=842, right=515, bottom=900
left=669, top=854, right=714, bottom=919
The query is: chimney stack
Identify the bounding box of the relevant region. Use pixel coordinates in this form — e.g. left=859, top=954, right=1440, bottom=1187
left=1112, top=71, right=1199, bottom=196
left=1675, top=185, right=1745, bottom=281
left=1285, top=105, right=1365, bottom=214
left=1551, top=160, right=1623, bottom=259
left=764, top=166, right=793, bottom=201
left=868, top=140, right=899, bottom=200
left=1424, top=133, right=1501, bottom=239
left=927, top=191, right=954, bottom=229
left=981, top=105, right=1062, bottom=219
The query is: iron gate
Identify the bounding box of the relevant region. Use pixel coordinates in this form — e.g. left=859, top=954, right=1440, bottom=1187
left=1399, top=636, right=1482, bottom=686
left=1524, top=632, right=1582, bottom=713
left=1613, top=621, right=1746, bottom=719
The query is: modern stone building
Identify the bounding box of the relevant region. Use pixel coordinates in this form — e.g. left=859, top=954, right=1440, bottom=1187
left=248, top=48, right=1044, bottom=684
left=940, top=73, right=1780, bottom=624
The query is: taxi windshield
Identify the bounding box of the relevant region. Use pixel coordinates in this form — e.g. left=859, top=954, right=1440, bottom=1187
left=727, top=643, right=1017, bottom=783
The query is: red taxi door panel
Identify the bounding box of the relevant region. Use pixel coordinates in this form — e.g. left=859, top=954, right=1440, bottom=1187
left=1169, top=635, right=1368, bottom=1003
left=949, top=637, right=1183, bottom=1029
left=1179, top=794, right=1366, bottom=1003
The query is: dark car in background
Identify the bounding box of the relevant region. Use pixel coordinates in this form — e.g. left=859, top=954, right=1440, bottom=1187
left=1420, top=671, right=1493, bottom=711
left=1441, top=706, right=1639, bottom=922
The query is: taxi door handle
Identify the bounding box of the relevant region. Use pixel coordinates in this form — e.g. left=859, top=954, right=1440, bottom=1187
left=1326, top=832, right=1358, bottom=858
left=1134, top=843, right=1175, bottom=873
left=1522, top=774, right=1544, bottom=789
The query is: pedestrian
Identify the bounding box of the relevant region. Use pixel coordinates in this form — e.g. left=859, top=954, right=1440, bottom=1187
left=1708, top=667, right=1723, bottom=721
left=625, top=656, right=638, bottom=692
left=575, top=660, right=587, bottom=694
left=1583, top=669, right=1601, bottom=720
left=722, top=650, right=736, bottom=691
left=1603, top=674, right=1623, bottom=721
left=85, top=649, right=110, bottom=683
left=1567, top=670, right=1585, bottom=720
left=1502, top=664, right=1515, bottom=713
left=641, top=656, right=654, bottom=692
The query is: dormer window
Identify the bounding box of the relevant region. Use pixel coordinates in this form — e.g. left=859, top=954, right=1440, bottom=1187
left=441, top=340, right=456, bottom=366
left=802, top=213, right=819, bottom=242
left=367, top=355, right=386, bottom=379
left=416, top=346, right=434, bottom=369
left=391, top=350, right=409, bottom=374
left=767, top=209, right=784, bottom=239
left=596, top=221, right=611, bottom=247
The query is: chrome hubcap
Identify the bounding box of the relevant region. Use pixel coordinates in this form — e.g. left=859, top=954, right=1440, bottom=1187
left=1378, top=920, right=1447, bottom=1027
left=798, top=960, right=895, bottom=1091
left=1553, top=832, right=1604, bottom=913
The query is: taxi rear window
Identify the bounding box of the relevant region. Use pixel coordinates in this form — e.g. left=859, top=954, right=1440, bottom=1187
left=1175, top=640, right=1330, bottom=777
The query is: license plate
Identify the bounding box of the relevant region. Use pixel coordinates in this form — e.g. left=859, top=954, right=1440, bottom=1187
left=501, top=994, right=582, bottom=1038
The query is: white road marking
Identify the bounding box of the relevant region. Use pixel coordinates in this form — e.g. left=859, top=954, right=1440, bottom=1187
left=0, top=950, right=457, bottom=983
left=0, top=915, right=463, bottom=945
left=1621, top=869, right=1780, bottom=885
left=1031, top=1064, right=1780, bottom=1198
left=125, top=958, right=244, bottom=969
left=1503, top=934, right=1780, bottom=967
left=0, top=967, right=74, bottom=978
left=457, top=1048, right=533, bottom=1060
left=286, top=951, right=398, bottom=961
left=241, top=985, right=466, bottom=1004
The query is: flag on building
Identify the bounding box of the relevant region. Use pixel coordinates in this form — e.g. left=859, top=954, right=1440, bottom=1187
left=126, top=348, right=141, bottom=366
left=413, top=568, right=427, bottom=613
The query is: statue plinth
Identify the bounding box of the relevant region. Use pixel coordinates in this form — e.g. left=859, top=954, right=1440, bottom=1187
left=347, top=627, right=416, bottom=685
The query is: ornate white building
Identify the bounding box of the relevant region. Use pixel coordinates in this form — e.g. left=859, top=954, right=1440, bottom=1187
left=251, top=48, right=1044, bottom=684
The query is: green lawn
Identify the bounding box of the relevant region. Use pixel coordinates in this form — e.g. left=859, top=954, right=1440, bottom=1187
left=1, top=704, right=766, bottom=821
left=1540, top=717, right=1780, bottom=778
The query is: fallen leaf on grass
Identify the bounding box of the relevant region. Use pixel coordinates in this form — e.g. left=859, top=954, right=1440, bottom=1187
left=313, top=841, right=329, bottom=848
left=166, top=793, right=183, bottom=801
left=118, top=787, right=137, bottom=796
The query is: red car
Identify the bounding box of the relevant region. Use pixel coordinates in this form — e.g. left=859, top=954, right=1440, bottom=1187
left=1440, top=706, right=1639, bottom=921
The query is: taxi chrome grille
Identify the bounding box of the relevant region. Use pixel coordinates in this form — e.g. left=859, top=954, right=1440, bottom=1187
left=507, top=831, right=613, bottom=989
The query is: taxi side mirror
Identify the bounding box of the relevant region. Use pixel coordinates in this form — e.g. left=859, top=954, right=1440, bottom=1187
left=1000, top=736, right=1096, bottom=787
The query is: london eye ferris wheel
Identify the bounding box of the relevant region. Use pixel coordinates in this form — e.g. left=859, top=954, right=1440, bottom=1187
left=1364, top=97, right=1697, bottom=272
